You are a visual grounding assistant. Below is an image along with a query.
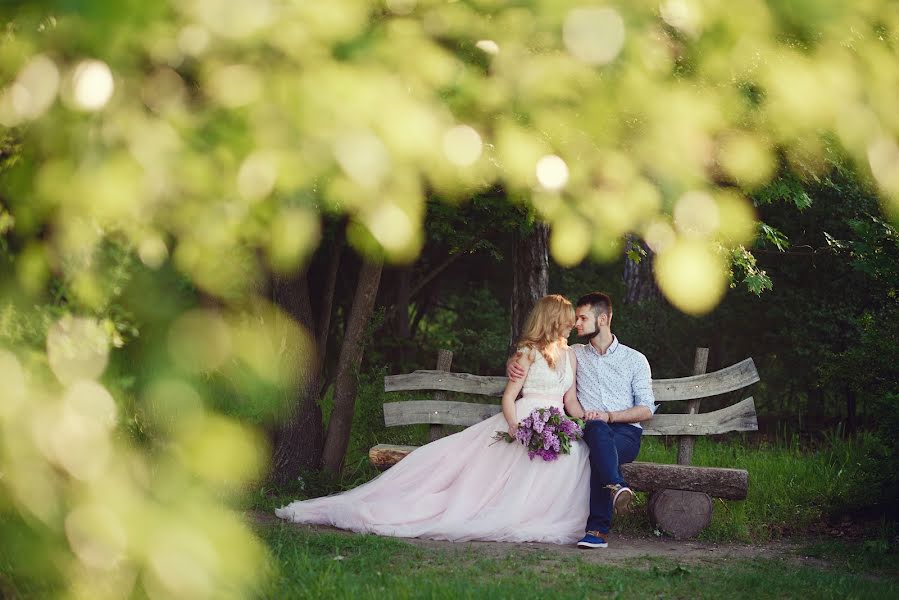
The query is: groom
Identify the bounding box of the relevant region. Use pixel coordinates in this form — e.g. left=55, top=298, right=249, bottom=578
left=508, top=292, right=656, bottom=549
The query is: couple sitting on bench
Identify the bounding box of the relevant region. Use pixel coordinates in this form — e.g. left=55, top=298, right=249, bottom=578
left=276, top=292, right=655, bottom=549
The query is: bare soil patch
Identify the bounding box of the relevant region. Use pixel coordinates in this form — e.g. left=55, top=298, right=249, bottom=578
left=250, top=510, right=817, bottom=569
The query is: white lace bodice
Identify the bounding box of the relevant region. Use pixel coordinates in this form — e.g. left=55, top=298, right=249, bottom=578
left=520, top=347, right=573, bottom=396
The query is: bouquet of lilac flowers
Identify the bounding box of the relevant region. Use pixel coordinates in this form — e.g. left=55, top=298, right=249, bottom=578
left=493, top=406, right=585, bottom=461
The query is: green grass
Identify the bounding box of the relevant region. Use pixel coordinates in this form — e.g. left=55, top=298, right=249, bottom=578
left=257, top=525, right=896, bottom=599
left=631, top=434, right=874, bottom=542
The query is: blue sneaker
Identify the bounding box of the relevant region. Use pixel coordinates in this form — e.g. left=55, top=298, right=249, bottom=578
left=576, top=532, right=608, bottom=549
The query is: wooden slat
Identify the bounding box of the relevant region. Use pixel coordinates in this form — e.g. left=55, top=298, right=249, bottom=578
left=384, top=358, right=760, bottom=402
left=385, top=371, right=506, bottom=396
left=651, top=358, right=759, bottom=402
left=383, top=400, right=501, bottom=427
left=368, top=445, right=749, bottom=499
left=382, top=396, right=758, bottom=435
left=643, top=397, right=758, bottom=436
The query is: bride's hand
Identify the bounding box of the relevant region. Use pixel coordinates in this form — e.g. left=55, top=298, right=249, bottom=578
left=507, top=422, right=519, bottom=438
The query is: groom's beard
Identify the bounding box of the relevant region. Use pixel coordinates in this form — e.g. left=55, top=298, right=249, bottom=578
left=578, top=329, right=601, bottom=342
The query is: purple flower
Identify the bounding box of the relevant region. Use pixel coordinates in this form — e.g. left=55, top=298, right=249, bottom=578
left=539, top=448, right=558, bottom=461
left=543, top=430, right=559, bottom=451
left=501, top=407, right=585, bottom=462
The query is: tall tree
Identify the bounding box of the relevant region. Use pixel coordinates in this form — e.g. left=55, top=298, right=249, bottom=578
left=623, top=235, right=661, bottom=305
left=509, top=222, right=549, bottom=354
left=321, top=258, right=383, bottom=474
left=269, top=269, right=325, bottom=482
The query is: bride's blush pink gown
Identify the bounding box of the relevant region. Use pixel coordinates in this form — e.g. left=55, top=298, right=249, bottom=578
left=274, top=350, right=590, bottom=544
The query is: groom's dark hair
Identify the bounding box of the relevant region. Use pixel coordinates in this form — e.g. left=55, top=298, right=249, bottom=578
left=576, top=292, right=613, bottom=318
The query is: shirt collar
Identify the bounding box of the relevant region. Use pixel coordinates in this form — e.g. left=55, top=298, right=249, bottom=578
left=589, top=334, right=619, bottom=356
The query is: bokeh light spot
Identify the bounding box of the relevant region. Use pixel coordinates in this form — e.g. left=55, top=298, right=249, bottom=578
left=237, top=152, right=278, bottom=202
left=71, top=60, right=114, bottom=111
left=674, top=191, right=719, bottom=237
left=46, top=316, right=110, bottom=384
left=442, top=125, right=483, bottom=167
left=364, top=203, right=415, bottom=255
left=536, top=155, right=569, bottom=191
left=168, top=310, right=232, bottom=373
left=334, top=131, right=391, bottom=190
left=655, top=239, right=727, bottom=315
left=268, top=209, right=320, bottom=273
left=208, top=64, right=262, bottom=107
left=4, top=54, right=59, bottom=124
left=139, top=236, right=169, bottom=269
left=644, top=221, right=676, bottom=254
left=178, top=25, right=211, bottom=56
left=563, top=7, right=625, bottom=65
left=475, top=39, right=499, bottom=55
left=550, top=215, right=590, bottom=267
left=65, top=504, right=128, bottom=570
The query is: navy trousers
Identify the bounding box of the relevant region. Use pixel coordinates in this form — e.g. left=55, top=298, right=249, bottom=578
left=582, top=421, right=642, bottom=534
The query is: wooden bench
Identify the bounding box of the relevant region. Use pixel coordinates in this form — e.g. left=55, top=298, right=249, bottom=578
left=369, top=347, right=760, bottom=538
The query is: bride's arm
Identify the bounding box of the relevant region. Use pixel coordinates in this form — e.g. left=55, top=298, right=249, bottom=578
left=563, top=349, right=585, bottom=419
left=502, top=349, right=532, bottom=435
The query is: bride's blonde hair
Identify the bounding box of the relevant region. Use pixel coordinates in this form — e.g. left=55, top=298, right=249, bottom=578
left=517, top=294, right=575, bottom=369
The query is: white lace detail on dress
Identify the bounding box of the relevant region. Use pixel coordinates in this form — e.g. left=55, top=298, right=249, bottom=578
left=519, top=348, right=573, bottom=396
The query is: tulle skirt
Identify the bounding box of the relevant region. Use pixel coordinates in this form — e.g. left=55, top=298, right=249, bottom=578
left=274, top=394, right=590, bottom=544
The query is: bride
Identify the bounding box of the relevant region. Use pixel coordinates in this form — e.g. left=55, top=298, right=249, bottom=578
left=275, top=294, right=590, bottom=544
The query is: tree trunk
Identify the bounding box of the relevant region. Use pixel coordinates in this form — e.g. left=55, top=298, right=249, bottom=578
left=509, top=222, right=548, bottom=355
left=321, top=259, right=384, bottom=475
left=624, top=235, right=661, bottom=305
left=315, top=226, right=344, bottom=368
left=270, top=270, right=326, bottom=484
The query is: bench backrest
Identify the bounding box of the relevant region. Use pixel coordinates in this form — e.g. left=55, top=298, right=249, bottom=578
left=382, top=353, right=760, bottom=438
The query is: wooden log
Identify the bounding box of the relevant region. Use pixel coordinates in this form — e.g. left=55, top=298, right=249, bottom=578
left=620, top=461, right=748, bottom=500
left=430, top=350, right=453, bottom=442
left=384, top=358, right=759, bottom=402
left=369, top=444, right=418, bottom=470
left=383, top=396, right=758, bottom=436
left=648, top=489, right=713, bottom=539
left=369, top=445, right=749, bottom=500
left=677, top=347, right=709, bottom=466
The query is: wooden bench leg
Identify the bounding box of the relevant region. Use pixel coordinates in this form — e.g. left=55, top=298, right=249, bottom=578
left=648, top=489, right=713, bottom=539
left=649, top=347, right=713, bottom=539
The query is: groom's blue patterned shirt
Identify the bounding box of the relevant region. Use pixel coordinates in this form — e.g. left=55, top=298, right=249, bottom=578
left=573, top=336, right=657, bottom=429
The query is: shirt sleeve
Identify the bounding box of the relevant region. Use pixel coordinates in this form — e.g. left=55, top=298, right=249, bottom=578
left=632, top=352, right=658, bottom=414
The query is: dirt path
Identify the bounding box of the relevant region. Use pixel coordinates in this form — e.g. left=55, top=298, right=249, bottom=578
left=251, top=511, right=819, bottom=569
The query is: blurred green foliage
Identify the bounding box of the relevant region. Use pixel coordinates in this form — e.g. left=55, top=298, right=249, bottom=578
left=1, top=1, right=899, bottom=597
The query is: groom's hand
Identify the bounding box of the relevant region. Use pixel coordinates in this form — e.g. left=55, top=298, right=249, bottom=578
left=506, top=356, right=526, bottom=380
left=584, top=411, right=608, bottom=422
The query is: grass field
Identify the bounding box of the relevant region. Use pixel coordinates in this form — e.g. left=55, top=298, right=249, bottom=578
left=257, top=525, right=896, bottom=599
left=4, top=432, right=897, bottom=599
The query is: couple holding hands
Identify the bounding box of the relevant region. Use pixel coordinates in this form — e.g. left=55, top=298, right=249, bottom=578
left=276, top=292, right=656, bottom=549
